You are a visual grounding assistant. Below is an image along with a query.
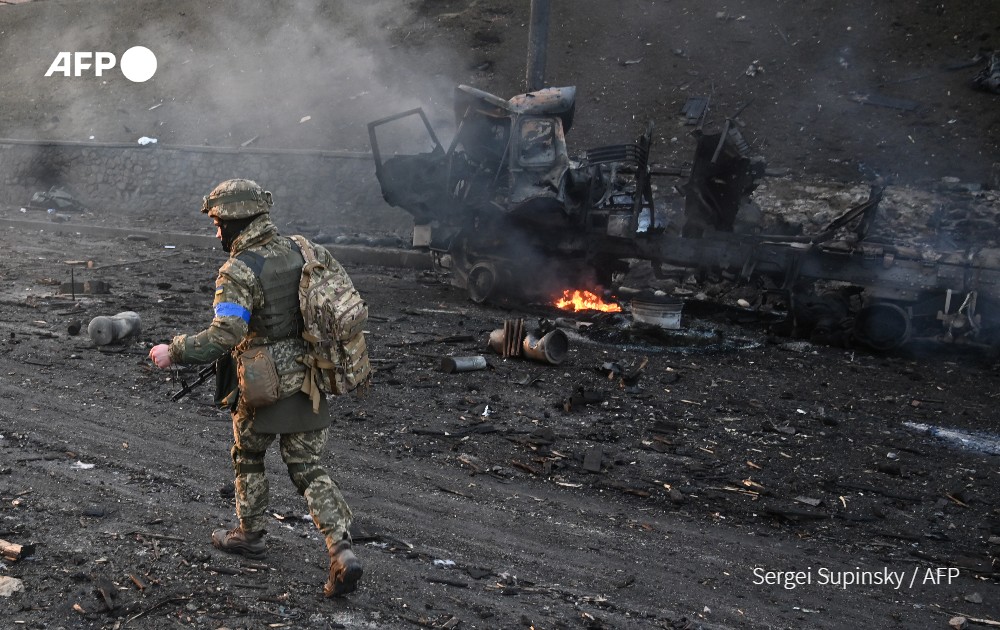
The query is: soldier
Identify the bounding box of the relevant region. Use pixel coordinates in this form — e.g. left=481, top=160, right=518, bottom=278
left=149, top=178, right=362, bottom=597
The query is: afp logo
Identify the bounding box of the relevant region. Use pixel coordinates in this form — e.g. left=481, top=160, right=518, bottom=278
left=45, top=46, right=157, bottom=83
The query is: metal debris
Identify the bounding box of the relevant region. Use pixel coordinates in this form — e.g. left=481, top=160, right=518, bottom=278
left=680, top=96, right=709, bottom=125
left=849, top=92, right=920, bottom=111
left=972, top=51, right=1000, bottom=93
left=88, top=311, right=141, bottom=346
left=28, top=186, right=87, bottom=212
left=439, top=355, right=487, bottom=373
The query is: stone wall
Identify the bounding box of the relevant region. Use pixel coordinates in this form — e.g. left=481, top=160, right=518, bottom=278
left=0, top=138, right=413, bottom=235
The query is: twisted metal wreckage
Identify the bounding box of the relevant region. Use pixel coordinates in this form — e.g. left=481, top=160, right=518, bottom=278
left=368, top=85, right=1000, bottom=352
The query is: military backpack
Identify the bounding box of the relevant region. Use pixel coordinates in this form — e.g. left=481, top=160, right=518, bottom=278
left=289, top=235, right=372, bottom=412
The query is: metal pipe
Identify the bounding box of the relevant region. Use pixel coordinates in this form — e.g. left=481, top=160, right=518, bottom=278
left=440, top=356, right=488, bottom=374
left=522, top=329, right=568, bottom=365
left=526, top=0, right=551, bottom=92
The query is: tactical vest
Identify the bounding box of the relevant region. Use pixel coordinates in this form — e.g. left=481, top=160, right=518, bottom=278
left=236, top=240, right=305, bottom=340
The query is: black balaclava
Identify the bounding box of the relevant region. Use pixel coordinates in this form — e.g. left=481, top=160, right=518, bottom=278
left=219, top=216, right=258, bottom=253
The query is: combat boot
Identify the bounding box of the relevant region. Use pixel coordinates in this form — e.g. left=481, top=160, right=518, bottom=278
left=324, top=539, right=363, bottom=597
left=211, top=526, right=266, bottom=560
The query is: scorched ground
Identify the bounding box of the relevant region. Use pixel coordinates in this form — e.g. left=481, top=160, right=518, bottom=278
left=0, top=218, right=997, bottom=630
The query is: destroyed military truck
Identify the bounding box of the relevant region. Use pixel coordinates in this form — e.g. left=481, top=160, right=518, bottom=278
left=368, top=84, right=1000, bottom=352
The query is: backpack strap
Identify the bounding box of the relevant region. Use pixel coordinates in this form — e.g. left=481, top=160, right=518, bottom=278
left=289, top=235, right=332, bottom=413
left=298, top=353, right=337, bottom=413
left=290, top=235, right=322, bottom=344
left=289, top=235, right=314, bottom=265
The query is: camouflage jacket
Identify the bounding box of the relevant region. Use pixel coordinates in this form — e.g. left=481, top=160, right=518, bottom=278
left=168, top=215, right=324, bottom=400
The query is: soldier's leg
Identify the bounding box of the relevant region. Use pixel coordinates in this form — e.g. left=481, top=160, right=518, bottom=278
left=280, top=428, right=352, bottom=551
left=212, top=405, right=273, bottom=558
left=233, top=406, right=275, bottom=534
left=281, top=428, right=362, bottom=596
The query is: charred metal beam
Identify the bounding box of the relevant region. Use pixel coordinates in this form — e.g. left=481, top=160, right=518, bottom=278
left=526, top=0, right=551, bottom=91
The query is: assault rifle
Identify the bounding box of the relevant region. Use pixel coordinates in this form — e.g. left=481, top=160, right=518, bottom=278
left=171, top=363, right=216, bottom=402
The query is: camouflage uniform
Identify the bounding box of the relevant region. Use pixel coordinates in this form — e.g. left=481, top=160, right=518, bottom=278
left=167, top=195, right=353, bottom=556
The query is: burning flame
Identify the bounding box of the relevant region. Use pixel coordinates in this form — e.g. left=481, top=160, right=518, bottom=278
left=554, top=289, right=622, bottom=312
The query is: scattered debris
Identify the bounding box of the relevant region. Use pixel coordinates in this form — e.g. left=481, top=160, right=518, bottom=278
left=0, top=576, right=24, bottom=597
left=488, top=319, right=525, bottom=358
left=904, top=422, right=1000, bottom=456
left=972, top=51, right=1000, bottom=93
left=28, top=186, right=86, bottom=212
left=87, top=311, right=141, bottom=346
left=793, top=496, right=823, bottom=508
left=59, top=279, right=109, bottom=296
left=562, top=387, right=606, bottom=412
left=849, top=92, right=920, bottom=111
left=522, top=329, right=568, bottom=365
left=489, top=319, right=569, bottom=365
left=0, top=538, right=35, bottom=562
left=582, top=446, right=604, bottom=473
left=680, top=96, right=709, bottom=125
left=439, top=355, right=487, bottom=373
left=631, top=297, right=683, bottom=329
left=425, top=575, right=469, bottom=588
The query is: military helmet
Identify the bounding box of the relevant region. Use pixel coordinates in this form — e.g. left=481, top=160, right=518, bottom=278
left=201, top=178, right=273, bottom=220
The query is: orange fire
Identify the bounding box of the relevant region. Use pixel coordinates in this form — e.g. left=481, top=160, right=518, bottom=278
left=554, top=289, right=621, bottom=312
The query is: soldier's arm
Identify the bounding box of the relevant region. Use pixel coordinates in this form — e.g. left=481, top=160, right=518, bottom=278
left=167, top=259, right=255, bottom=364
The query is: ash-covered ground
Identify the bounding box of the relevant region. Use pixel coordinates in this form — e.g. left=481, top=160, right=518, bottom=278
left=0, top=211, right=998, bottom=630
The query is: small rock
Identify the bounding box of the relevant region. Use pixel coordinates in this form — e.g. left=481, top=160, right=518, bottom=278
left=964, top=592, right=983, bottom=604
left=668, top=487, right=685, bottom=504
left=0, top=576, right=24, bottom=597
left=778, top=341, right=814, bottom=353
left=877, top=462, right=901, bottom=476
left=949, top=616, right=968, bottom=630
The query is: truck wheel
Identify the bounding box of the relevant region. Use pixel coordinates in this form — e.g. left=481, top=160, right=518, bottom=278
left=854, top=301, right=911, bottom=350
left=467, top=262, right=497, bottom=303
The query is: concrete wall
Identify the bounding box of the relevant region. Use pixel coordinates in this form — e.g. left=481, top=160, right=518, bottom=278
left=0, top=138, right=413, bottom=235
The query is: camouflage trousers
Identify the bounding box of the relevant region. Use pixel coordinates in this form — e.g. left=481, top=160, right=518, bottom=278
left=231, top=410, right=353, bottom=553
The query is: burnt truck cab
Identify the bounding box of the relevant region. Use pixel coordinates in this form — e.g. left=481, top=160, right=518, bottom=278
left=368, top=84, right=659, bottom=302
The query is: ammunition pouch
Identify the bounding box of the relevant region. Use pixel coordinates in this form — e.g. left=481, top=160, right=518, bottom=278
left=236, top=345, right=280, bottom=409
